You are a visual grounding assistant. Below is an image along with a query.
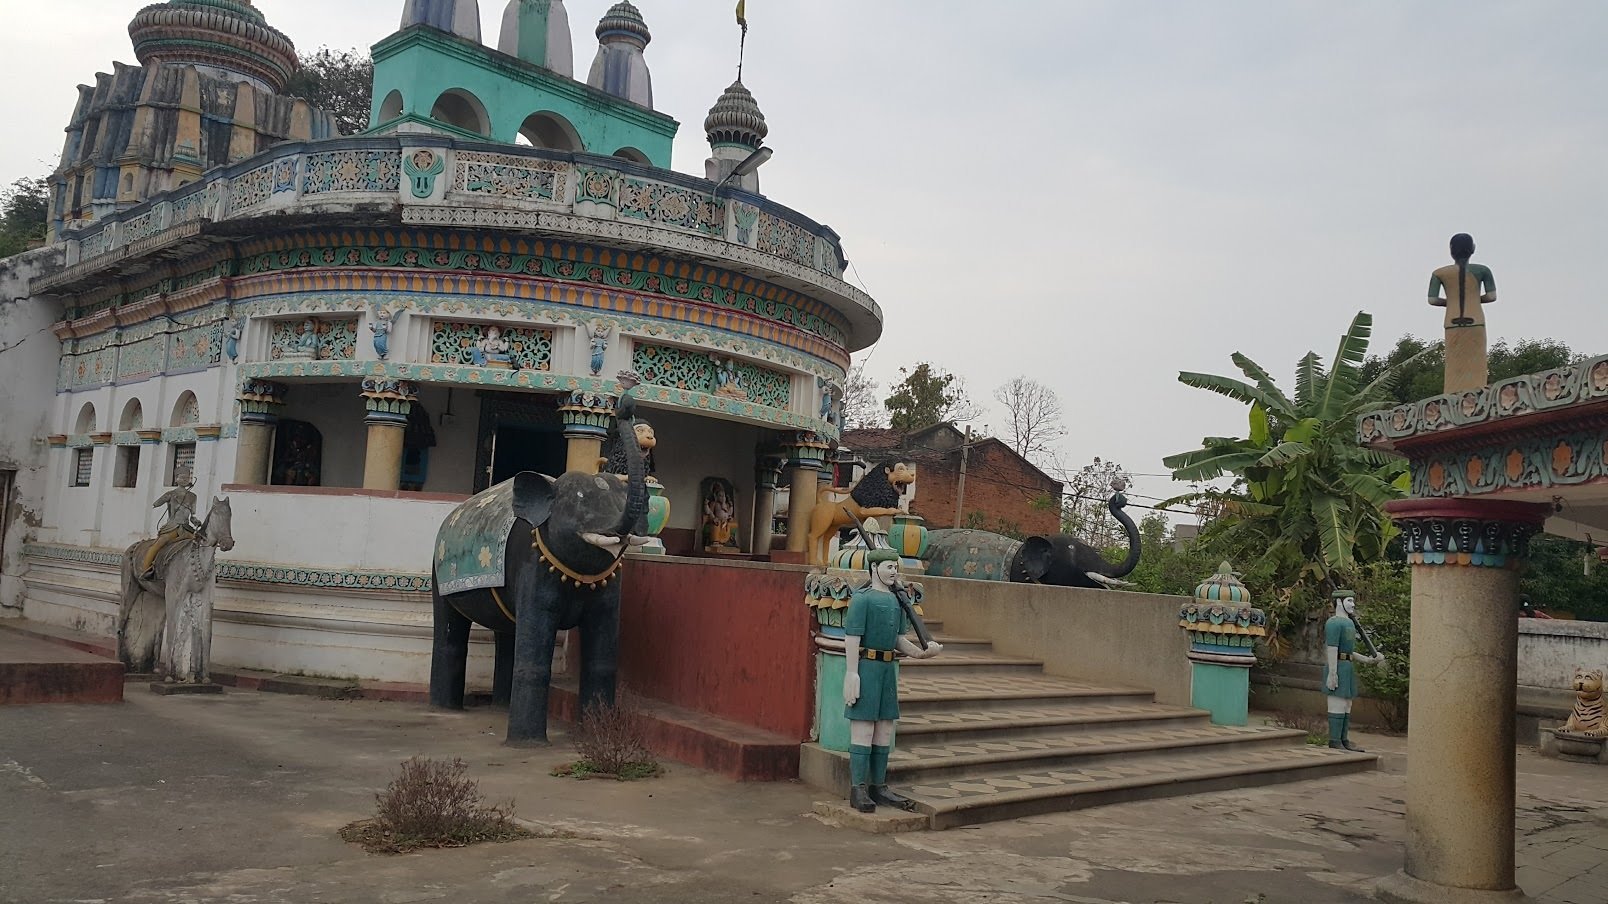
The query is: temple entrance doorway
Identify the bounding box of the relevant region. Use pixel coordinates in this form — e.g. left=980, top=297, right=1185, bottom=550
left=474, top=392, right=565, bottom=493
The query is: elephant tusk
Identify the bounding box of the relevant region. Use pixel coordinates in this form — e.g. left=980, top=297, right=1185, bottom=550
left=1086, top=571, right=1135, bottom=589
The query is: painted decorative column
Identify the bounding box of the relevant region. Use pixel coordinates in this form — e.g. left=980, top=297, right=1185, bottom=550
left=1375, top=498, right=1548, bottom=904
left=781, top=432, right=830, bottom=554
left=234, top=380, right=286, bottom=485
left=751, top=453, right=785, bottom=557
left=559, top=390, right=615, bottom=475
left=1177, top=563, right=1266, bottom=726
left=360, top=378, right=418, bottom=492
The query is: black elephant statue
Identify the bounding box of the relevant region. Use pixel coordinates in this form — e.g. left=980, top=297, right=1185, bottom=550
left=924, top=491, right=1141, bottom=589
left=430, top=387, right=650, bottom=746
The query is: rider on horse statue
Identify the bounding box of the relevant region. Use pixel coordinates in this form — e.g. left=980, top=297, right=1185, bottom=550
left=143, top=475, right=201, bottom=578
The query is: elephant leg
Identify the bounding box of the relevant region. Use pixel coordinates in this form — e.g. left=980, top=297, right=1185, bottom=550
left=576, top=588, right=622, bottom=716
left=429, top=585, right=472, bottom=710
left=491, top=631, right=514, bottom=707
left=507, top=570, right=559, bottom=746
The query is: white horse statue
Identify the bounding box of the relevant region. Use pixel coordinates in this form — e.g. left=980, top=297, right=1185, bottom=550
left=118, top=496, right=235, bottom=684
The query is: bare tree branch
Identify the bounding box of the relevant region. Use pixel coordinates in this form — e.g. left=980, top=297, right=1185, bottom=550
left=993, top=376, right=1066, bottom=467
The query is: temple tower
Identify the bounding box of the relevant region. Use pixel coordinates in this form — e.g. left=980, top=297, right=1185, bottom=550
left=586, top=2, right=654, bottom=109
left=500, top=0, right=574, bottom=76
left=400, top=0, right=482, bottom=42
left=704, top=80, right=769, bottom=193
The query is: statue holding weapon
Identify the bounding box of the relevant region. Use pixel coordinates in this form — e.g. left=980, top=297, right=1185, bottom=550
left=1428, top=232, right=1497, bottom=393
left=1325, top=589, right=1386, bottom=752
left=839, top=506, right=942, bottom=813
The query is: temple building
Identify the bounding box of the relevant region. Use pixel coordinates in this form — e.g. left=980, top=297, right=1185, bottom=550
left=0, top=0, right=879, bottom=684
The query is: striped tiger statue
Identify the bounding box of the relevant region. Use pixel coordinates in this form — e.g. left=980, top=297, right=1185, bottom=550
left=1562, top=668, right=1605, bottom=737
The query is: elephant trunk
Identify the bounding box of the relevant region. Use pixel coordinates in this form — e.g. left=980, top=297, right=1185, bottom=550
left=611, top=393, right=648, bottom=538
left=1098, top=492, right=1142, bottom=578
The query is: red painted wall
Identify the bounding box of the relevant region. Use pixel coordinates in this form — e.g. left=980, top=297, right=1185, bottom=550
left=617, top=558, right=816, bottom=742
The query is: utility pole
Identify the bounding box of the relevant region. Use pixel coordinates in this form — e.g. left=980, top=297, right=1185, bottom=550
left=953, top=426, right=972, bottom=528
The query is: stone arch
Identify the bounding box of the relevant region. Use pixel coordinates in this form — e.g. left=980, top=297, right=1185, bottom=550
left=613, top=147, right=650, bottom=165
left=73, top=402, right=97, bottom=435
left=378, top=89, right=404, bottom=124
left=117, top=398, right=144, bottom=432
left=170, top=391, right=200, bottom=427
left=516, top=111, right=583, bottom=152
left=429, top=89, right=490, bottom=137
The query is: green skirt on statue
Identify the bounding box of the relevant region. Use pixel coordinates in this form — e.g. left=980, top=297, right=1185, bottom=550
left=845, top=658, right=900, bottom=722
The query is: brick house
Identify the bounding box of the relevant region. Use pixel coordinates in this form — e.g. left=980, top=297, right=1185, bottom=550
left=840, top=425, right=1063, bottom=536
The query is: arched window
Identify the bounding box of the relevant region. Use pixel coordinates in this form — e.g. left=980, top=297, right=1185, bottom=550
left=118, top=398, right=144, bottom=432
left=378, top=89, right=404, bottom=125
left=73, top=402, right=97, bottom=435
left=429, top=89, right=490, bottom=137
left=517, top=112, right=583, bottom=152
left=170, top=391, right=200, bottom=427
left=613, top=147, right=650, bottom=166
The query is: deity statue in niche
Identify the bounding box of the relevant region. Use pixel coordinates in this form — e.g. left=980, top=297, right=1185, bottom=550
left=224, top=317, right=245, bottom=363
left=819, top=377, right=840, bottom=427
left=701, top=477, right=739, bottom=551
left=470, top=325, right=512, bottom=368
left=714, top=356, right=747, bottom=400
left=584, top=320, right=613, bottom=376
left=284, top=318, right=320, bottom=360
left=370, top=308, right=393, bottom=360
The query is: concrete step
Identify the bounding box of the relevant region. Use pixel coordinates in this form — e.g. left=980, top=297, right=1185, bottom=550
left=889, top=723, right=1311, bottom=782
left=0, top=625, right=124, bottom=705
left=925, top=633, right=993, bottom=655
left=897, top=650, right=1049, bottom=677
left=897, top=672, right=1156, bottom=713
left=896, top=701, right=1211, bottom=743
left=905, top=744, right=1378, bottom=830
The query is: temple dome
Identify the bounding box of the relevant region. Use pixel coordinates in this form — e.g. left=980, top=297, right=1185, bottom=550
left=703, top=80, right=768, bottom=149
left=128, top=0, right=298, bottom=93
left=596, top=1, right=651, bottom=47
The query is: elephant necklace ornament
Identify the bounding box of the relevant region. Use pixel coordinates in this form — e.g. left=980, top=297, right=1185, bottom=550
left=533, top=529, right=623, bottom=589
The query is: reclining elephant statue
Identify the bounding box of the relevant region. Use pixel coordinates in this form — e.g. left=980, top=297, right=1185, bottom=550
left=430, top=382, right=650, bottom=746
left=923, top=490, right=1141, bottom=589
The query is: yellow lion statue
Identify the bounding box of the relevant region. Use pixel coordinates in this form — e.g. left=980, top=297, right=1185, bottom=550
left=805, top=460, right=916, bottom=565
left=1561, top=667, right=1605, bottom=737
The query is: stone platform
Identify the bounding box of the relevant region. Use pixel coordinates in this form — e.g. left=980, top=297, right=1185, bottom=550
left=801, top=618, right=1377, bottom=829
left=0, top=625, right=124, bottom=705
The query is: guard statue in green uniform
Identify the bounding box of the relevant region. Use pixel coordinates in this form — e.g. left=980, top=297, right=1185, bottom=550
left=843, top=549, right=942, bottom=813
left=1324, top=589, right=1384, bottom=752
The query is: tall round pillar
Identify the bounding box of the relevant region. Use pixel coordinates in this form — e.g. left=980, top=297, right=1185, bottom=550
left=233, top=380, right=286, bottom=485
left=360, top=378, right=417, bottom=491
left=780, top=432, right=830, bottom=554
left=751, top=453, right=785, bottom=556
left=559, top=390, right=616, bottom=475
left=1376, top=498, right=1548, bottom=904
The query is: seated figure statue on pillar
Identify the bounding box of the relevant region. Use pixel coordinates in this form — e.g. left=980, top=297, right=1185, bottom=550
left=1427, top=232, right=1497, bottom=393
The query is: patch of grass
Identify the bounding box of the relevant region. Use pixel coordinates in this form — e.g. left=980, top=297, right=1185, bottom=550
left=551, top=759, right=663, bottom=781
left=340, top=756, right=534, bottom=854
left=1267, top=709, right=1330, bottom=746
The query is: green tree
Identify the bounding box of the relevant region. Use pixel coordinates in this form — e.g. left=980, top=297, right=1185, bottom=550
left=1520, top=536, right=1608, bottom=622
left=1162, top=312, right=1424, bottom=594
left=0, top=177, right=50, bottom=258
left=1059, top=456, right=1133, bottom=548
left=1126, top=512, right=1225, bottom=598
left=286, top=48, right=374, bottom=136
left=1359, top=335, right=1576, bottom=406
left=883, top=362, right=979, bottom=431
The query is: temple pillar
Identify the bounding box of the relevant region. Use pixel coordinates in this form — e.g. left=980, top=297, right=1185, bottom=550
left=360, top=378, right=417, bottom=491
left=781, top=432, right=830, bottom=554
left=559, top=390, right=616, bottom=475
left=1375, top=498, right=1548, bottom=904
left=233, top=380, right=286, bottom=485
left=751, top=453, right=785, bottom=556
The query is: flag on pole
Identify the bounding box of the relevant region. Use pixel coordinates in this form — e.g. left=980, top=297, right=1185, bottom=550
left=736, top=0, right=748, bottom=33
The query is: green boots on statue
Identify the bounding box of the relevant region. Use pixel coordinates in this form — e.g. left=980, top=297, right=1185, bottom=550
left=1327, top=714, right=1365, bottom=753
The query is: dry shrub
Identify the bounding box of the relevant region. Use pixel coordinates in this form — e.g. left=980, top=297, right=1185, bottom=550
left=1268, top=709, right=1330, bottom=746
left=558, top=695, right=660, bottom=780
left=340, top=756, right=533, bottom=853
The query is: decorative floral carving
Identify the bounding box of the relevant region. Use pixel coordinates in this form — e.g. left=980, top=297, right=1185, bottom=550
left=301, top=150, right=402, bottom=194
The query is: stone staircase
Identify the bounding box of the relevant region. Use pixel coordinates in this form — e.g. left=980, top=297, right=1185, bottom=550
left=800, top=619, right=1376, bottom=830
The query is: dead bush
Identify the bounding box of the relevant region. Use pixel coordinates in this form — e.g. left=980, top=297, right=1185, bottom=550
left=340, top=756, right=532, bottom=853
left=1267, top=709, right=1330, bottom=746
left=557, top=695, right=660, bottom=780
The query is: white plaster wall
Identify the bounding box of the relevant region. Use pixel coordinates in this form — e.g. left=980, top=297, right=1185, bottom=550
left=1518, top=619, right=1608, bottom=689
left=225, top=488, right=461, bottom=571
left=414, top=384, right=481, bottom=496
left=0, top=247, right=66, bottom=612
left=639, top=405, right=764, bottom=550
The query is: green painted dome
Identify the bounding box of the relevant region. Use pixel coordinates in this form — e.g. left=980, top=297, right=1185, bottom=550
left=129, top=0, right=298, bottom=93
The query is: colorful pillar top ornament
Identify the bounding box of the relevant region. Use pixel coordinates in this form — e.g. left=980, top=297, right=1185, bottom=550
left=1178, top=562, right=1267, bottom=665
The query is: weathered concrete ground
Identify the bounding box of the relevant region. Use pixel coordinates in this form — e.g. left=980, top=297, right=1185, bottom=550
left=3, top=687, right=1606, bottom=904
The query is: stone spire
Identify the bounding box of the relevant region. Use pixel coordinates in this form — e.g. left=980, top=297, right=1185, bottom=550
left=401, top=0, right=482, bottom=43
left=127, top=0, right=298, bottom=93
left=586, top=1, right=654, bottom=108
left=703, top=80, right=769, bottom=191
left=499, top=0, right=574, bottom=76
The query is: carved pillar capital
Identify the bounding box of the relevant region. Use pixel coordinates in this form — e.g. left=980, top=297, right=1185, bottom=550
left=779, top=431, right=830, bottom=470
left=360, top=377, right=418, bottom=426
left=558, top=390, right=619, bottom=440
left=1385, top=498, right=1550, bottom=568
left=237, top=379, right=287, bottom=425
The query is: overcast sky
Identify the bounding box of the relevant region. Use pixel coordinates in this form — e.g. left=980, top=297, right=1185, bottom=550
left=5, top=2, right=1606, bottom=516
